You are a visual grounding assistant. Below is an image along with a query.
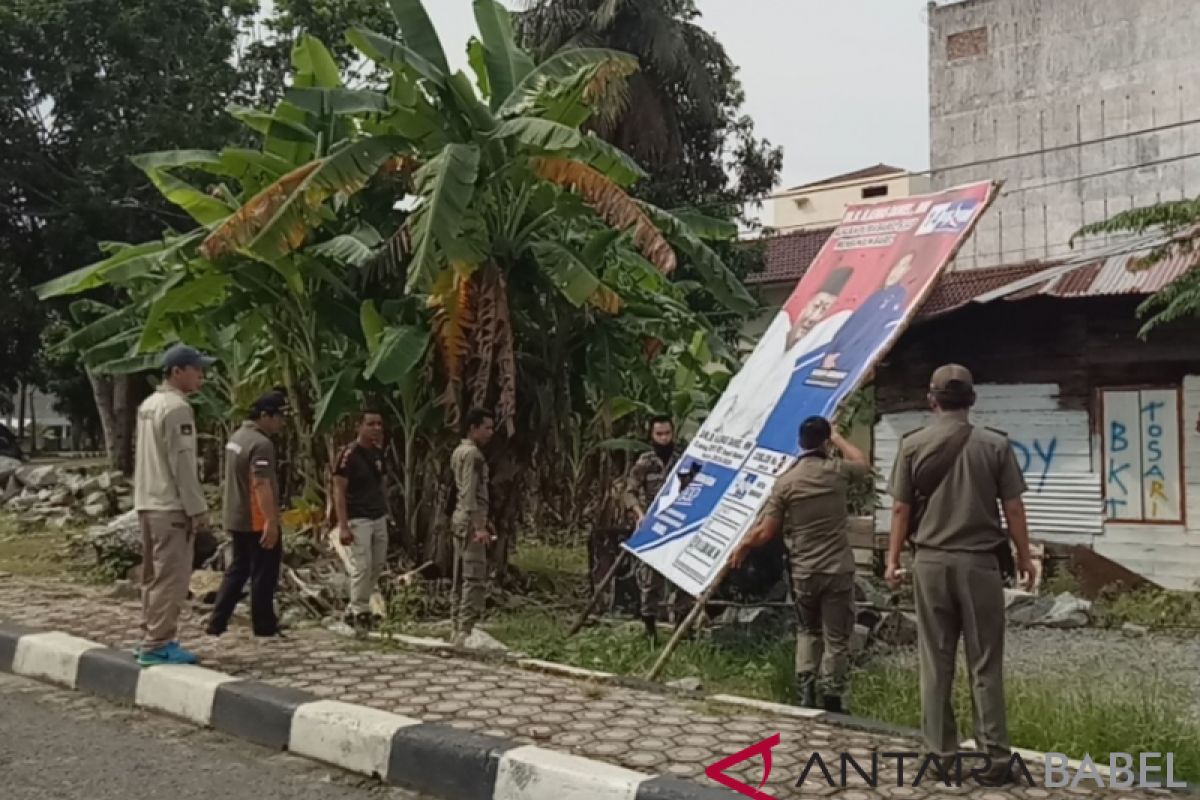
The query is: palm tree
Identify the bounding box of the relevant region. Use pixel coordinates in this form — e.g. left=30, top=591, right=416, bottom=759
left=514, top=0, right=776, bottom=210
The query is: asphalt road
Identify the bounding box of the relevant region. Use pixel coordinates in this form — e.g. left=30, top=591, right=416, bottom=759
left=0, top=672, right=431, bottom=800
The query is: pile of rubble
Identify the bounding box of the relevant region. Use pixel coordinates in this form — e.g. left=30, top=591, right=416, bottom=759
left=0, top=459, right=131, bottom=529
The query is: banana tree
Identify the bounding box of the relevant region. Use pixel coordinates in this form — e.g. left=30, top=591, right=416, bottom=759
left=40, top=2, right=753, bottom=567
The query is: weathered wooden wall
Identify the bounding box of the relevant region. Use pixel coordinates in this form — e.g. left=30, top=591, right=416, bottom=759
left=872, top=296, right=1200, bottom=591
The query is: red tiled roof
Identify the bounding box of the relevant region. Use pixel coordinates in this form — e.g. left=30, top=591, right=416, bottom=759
left=788, top=163, right=907, bottom=192
left=746, top=227, right=834, bottom=286
left=916, top=261, right=1061, bottom=317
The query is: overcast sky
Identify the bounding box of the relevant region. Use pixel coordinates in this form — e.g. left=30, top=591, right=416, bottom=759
left=425, top=1, right=933, bottom=192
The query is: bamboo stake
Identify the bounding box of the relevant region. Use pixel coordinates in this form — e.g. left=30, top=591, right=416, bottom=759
left=644, top=563, right=729, bottom=681
left=567, top=549, right=628, bottom=637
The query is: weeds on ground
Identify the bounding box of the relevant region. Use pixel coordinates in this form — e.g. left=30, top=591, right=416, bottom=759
left=850, top=659, right=1200, bottom=783
left=1038, top=568, right=1200, bottom=632
left=1092, top=585, right=1200, bottom=632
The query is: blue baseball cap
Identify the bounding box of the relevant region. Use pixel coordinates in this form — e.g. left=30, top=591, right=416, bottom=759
left=162, top=344, right=217, bottom=372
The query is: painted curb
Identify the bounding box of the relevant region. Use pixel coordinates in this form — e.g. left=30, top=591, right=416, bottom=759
left=0, top=624, right=729, bottom=800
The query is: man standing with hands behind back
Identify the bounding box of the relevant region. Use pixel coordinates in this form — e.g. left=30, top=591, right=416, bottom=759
left=886, top=364, right=1035, bottom=785
left=133, top=344, right=214, bottom=667
left=333, top=410, right=390, bottom=630
left=206, top=390, right=289, bottom=639
left=450, top=408, right=496, bottom=645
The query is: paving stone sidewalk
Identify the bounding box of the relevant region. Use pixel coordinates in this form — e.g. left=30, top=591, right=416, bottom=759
left=0, top=577, right=1171, bottom=800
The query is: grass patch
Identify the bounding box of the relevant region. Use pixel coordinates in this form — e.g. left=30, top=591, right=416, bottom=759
left=0, top=514, right=74, bottom=578
left=851, top=659, right=1200, bottom=783
left=484, top=608, right=797, bottom=700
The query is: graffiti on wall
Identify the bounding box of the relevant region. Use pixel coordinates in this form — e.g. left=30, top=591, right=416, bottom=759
left=1101, top=388, right=1182, bottom=523
left=1009, top=437, right=1058, bottom=493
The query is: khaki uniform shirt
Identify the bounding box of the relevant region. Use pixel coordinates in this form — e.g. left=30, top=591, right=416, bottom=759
left=133, top=384, right=207, bottom=517
left=887, top=410, right=1028, bottom=552
left=223, top=421, right=278, bottom=533
left=762, top=454, right=866, bottom=575
left=621, top=449, right=677, bottom=515
left=451, top=440, right=489, bottom=529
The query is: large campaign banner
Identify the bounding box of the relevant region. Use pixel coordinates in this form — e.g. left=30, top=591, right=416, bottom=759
left=623, top=181, right=999, bottom=597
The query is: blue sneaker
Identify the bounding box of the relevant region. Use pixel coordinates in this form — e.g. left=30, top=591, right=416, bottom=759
left=136, top=642, right=198, bottom=667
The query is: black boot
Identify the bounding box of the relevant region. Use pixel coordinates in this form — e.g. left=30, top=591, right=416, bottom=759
left=642, top=615, right=658, bottom=644
left=823, top=694, right=844, bottom=714
left=795, top=672, right=817, bottom=708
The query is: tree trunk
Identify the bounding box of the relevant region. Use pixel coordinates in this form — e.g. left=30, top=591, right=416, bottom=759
left=89, top=371, right=138, bottom=473
left=29, top=388, right=38, bottom=454
left=16, top=381, right=26, bottom=443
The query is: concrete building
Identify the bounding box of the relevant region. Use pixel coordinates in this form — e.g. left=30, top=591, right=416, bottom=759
left=766, top=164, right=931, bottom=233
left=928, top=0, right=1200, bottom=270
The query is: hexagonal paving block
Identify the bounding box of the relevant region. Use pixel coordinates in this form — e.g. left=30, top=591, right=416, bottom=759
left=644, top=726, right=684, bottom=739
left=562, top=719, right=603, bottom=732
left=550, top=732, right=594, bottom=748
left=625, top=750, right=669, bottom=769
left=666, top=746, right=712, bottom=764
left=676, top=733, right=719, bottom=749
left=579, top=740, right=631, bottom=758
left=427, top=700, right=468, bottom=714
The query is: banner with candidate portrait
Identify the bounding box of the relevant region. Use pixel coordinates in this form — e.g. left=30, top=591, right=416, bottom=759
left=623, top=181, right=999, bottom=598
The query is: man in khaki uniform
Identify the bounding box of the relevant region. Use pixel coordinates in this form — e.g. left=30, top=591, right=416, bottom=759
left=886, top=364, right=1035, bottom=784
left=450, top=408, right=496, bottom=644
left=731, top=416, right=868, bottom=712
left=133, top=344, right=214, bottom=666
left=621, top=414, right=681, bottom=641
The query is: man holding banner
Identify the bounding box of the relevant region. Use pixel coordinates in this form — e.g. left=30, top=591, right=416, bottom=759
left=622, top=182, right=997, bottom=627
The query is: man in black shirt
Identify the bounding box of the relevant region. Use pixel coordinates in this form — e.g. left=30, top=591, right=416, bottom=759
left=333, top=410, right=389, bottom=629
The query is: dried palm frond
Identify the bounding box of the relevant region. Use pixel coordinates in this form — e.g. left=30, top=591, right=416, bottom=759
left=428, top=269, right=475, bottom=426
left=200, top=162, right=320, bottom=260
left=531, top=156, right=676, bottom=273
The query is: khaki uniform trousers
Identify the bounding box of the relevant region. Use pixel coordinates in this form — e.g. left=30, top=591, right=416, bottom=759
left=452, top=515, right=488, bottom=634
left=913, top=548, right=1010, bottom=758
left=792, top=571, right=855, bottom=697
left=346, top=516, right=388, bottom=616
left=139, top=510, right=194, bottom=651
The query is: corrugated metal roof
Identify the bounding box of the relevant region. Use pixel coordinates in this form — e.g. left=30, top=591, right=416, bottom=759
left=1033, top=247, right=1197, bottom=298
left=917, top=261, right=1059, bottom=317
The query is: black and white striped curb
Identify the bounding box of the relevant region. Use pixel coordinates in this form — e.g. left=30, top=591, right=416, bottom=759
left=0, top=622, right=732, bottom=800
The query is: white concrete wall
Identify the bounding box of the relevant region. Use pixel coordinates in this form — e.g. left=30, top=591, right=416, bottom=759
left=768, top=174, right=931, bottom=233
left=929, top=0, right=1200, bottom=269
left=875, top=378, right=1200, bottom=591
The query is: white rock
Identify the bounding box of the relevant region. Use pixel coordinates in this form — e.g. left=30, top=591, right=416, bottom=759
left=0, top=456, right=22, bottom=484
left=8, top=494, right=38, bottom=511
left=462, top=628, right=511, bottom=653
left=15, top=464, right=60, bottom=489
left=82, top=503, right=109, bottom=519
left=667, top=677, right=703, bottom=692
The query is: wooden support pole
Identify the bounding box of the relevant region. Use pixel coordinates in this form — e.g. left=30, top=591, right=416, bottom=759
left=567, top=549, right=628, bottom=638
left=644, top=564, right=730, bottom=681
